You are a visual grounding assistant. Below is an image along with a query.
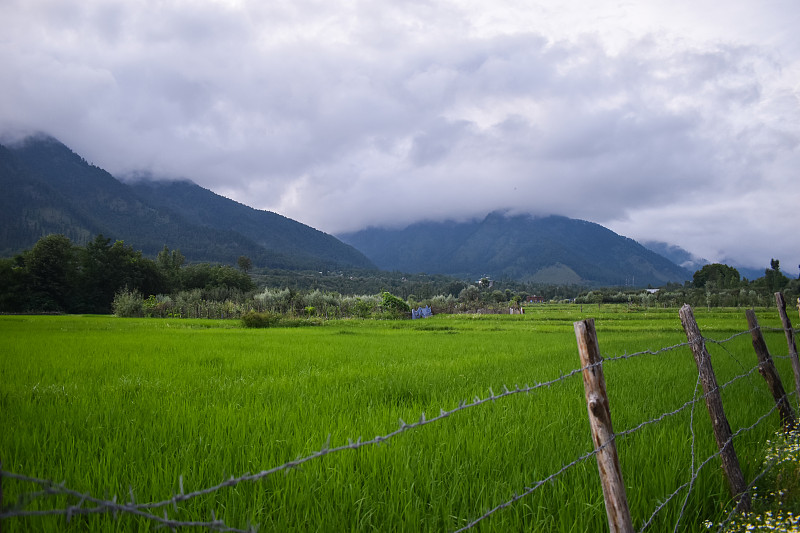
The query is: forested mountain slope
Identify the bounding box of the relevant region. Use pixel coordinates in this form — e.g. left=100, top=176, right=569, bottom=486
left=128, top=178, right=373, bottom=270
left=339, top=212, right=691, bottom=286
left=0, top=135, right=375, bottom=270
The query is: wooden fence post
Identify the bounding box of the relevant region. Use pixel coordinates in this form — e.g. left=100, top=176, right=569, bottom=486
left=775, top=292, right=800, bottom=409
left=574, top=319, right=634, bottom=533
left=679, top=304, right=751, bottom=512
left=746, top=309, right=796, bottom=432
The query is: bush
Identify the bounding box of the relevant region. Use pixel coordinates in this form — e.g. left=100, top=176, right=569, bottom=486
left=241, top=311, right=281, bottom=328
left=380, top=291, right=411, bottom=318
left=112, top=288, right=144, bottom=318
left=279, top=318, right=322, bottom=328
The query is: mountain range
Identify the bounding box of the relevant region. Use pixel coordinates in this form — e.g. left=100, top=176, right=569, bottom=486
left=0, top=135, right=374, bottom=270
left=1, top=134, right=696, bottom=286
left=339, top=213, right=692, bottom=286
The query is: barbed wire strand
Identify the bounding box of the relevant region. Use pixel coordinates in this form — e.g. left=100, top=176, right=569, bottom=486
left=706, top=328, right=757, bottom=346
left=0, top=472, right=254, bottom=533
left=615, top=362, right=762, bottom=441
left=601, top=340, right=691, bottom=363
left=452, top=442, right=610, bottom=533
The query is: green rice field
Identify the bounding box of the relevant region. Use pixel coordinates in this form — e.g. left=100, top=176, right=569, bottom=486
left=1, top=305, right=796, bottom=532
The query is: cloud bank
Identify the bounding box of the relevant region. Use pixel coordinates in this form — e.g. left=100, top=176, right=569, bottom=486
left=1, top=0, right=798, bottom=272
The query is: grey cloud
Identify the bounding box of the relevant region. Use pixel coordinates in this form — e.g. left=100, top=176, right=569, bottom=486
left=1, top=0, right=798, bottom=270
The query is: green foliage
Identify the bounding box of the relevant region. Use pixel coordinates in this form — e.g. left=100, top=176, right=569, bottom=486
left=380, top=291, right=410, bottom=318
left=0, top=256, right=31, bottom=311
left=458, top=285, right=480, bottom=303
left=157, top=245, right=185, bottom=288
left=25, top=234, right=79, bottom=311
left=693, top=263, right=741, bottom=289
left=429, top=294, right=458, bottom=314
left=78, top=235, right=167, bottom=313
left=240, top=310, right=320, bottom=328
left=570, top=260, right=799, bottom=309
left=237, top=255, right=252, bottom=274
left=351, top=296, right=378, bottom=318
left=181, top=263, right=255, bottom=292
left=112, top=288, right=144, bottom=318
left=0, top=234, right=256, bottom=314
left=241, top=310, right=281, bottom=328
left=760, top=258, right=791, bottom=293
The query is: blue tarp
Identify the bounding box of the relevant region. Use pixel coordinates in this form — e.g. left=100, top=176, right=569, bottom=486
left=411, top=306, right=433, bottom=319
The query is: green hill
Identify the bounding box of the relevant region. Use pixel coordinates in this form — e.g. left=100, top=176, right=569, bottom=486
left=0, top=135, right=375, bottom=271
left=128, top=178, right=373, bottom=270
left=338, top=212, right=692, bottom=286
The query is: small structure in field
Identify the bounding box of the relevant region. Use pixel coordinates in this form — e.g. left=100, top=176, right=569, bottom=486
left=412, top=306, right=433, bottom=319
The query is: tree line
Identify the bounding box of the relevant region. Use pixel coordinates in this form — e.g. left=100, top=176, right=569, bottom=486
left=575, top=261, right=799, bottom=309
left=2, top=234, right=797, bottom=317
left=0, top=234, right=253, bottom=314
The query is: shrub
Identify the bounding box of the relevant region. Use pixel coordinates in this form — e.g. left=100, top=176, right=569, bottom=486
left=279, top=318, right=322, bottom=328
left=112, top=288, right=144, bottom=318
left=241, top=311, right=281, bottom=328
left=380, top=291, right=410, bottom=318
left=142, top=294, right=159, bottom=317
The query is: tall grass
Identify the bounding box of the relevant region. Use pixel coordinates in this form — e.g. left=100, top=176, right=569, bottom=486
left=0, top=305, right=794, bottom=531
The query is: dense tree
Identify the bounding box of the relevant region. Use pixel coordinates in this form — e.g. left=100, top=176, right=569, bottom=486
left=157, top=245, right=185, bottom=288
left=237, top=255, right=253, bottom=274
left=181, top=264, right=255, bottom=292
left=761, top=258, right=790, bottom=293
left=0, top=234, right=251, bottom=313
left=459, top=285, right=480, bottom=303
left=0, top=256, right=31, bottom=311
left=76, top=235, right=167, bottom=313
left=24, top=234, right=79, bottom=311
left=692, top=263, right=741, bottom=289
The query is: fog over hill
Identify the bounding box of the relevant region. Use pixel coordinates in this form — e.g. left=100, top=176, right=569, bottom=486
left=2, top=135, right=774, bottom=287
left=340, top=212, right=691, bottom=287
left=0, top=135, right=375, bottom=271
left=2, top=1, right=799, bottom=272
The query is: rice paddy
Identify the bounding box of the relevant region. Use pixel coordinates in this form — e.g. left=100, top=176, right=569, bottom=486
left=0, top=305, right=796, bottom=532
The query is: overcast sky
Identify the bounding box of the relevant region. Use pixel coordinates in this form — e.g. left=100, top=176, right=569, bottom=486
left=1, top=0, right=798, bottom=272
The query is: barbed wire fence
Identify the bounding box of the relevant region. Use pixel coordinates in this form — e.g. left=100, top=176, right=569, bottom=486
left=1, top=294, right=799, bottom=532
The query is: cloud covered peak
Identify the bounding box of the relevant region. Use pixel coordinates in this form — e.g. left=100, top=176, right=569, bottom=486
left=1, top=0, right=798, bottom=272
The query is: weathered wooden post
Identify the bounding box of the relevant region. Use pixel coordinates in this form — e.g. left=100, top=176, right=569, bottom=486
left=679, top=304, right=750, bottom=511
left=574, top=319, right=634, bottom=533
left=746, top=309, right=796, bottom=432
left=775, top=292, right=800, bottom=408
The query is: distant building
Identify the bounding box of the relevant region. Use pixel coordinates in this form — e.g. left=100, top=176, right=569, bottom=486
left=527, top=295, right=545, bottom=303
